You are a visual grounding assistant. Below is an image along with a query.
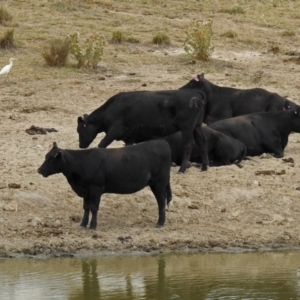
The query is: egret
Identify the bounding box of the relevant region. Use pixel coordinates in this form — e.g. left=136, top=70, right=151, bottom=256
left=0, top=58, right=15, bottom=81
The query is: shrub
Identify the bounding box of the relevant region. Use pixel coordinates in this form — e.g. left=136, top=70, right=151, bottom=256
left=69, top=33, right=105, bottom=69
left=184, top=20, right=214, bottom=61
left=42, top=37, right=70, bottom=67
left=111, top=31, right=124, bottom=43
left=0, top=6, right=13, bottom=25
left=0, top=29, right=15, bottom=49
left=152, top=33, right=170, bottom=45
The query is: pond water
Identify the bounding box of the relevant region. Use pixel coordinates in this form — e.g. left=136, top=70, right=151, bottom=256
left=1, top=251, right=300, bottom=300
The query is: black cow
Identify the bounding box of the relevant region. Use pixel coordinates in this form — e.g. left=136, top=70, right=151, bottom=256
left=77, top=89, right=208, bottom=174
left=163, top=126, right=246, bottom=167
left=209, top=106, right=300, bottom=157
left=37, top=140, right=172, bottom=230
left=180, top=73, right=296, bottom=124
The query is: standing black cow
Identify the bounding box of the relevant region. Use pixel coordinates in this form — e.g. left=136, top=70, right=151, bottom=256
left=209, top=106, right=300, bottom=157
left=180, top=73, right=296, bottom=124
left=38, top=140, right=172, bottom=230
left=163, top=126, right=246, bottom=167
left=77, top=89, right=208, bottom=173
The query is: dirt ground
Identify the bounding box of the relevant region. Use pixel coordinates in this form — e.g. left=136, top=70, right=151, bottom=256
left=1, top=0, right=300, bottom=257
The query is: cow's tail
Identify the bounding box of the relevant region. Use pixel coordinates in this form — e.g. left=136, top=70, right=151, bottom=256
left=166, top=182, right=172, bottom=206
left=189, top=94, right=206, bottom=109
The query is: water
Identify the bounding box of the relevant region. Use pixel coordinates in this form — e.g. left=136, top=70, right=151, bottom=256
left=1, top=251, right=300, bottom=300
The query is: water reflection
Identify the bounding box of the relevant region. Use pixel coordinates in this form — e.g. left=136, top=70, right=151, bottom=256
left=1, top=251, right=300, bottom=300
left=69, top=259, right=100, bottom=300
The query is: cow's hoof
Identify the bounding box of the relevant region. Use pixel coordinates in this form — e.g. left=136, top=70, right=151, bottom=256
left=79, top=225, right=87, bottom=230
left=177, top=171, right=184, bottom=175
left=156, top=224, right=164, bottom=228
left=201, top=165, right=208, bottom=171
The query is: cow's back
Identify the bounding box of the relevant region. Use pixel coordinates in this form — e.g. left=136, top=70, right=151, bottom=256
left=99, top=140, right=172, bottom=194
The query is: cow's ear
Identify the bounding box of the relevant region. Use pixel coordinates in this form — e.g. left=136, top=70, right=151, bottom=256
left=295, top=107, right=299, bottom=115
left=199, top=73, right=204, bottom=79
left=77, top=116, right=84, bottom=124
left=77, top=116, right=87, bottom=127
left=54, top=151, right=62, bottom=159
left=53, top=142, right=58, bottom=148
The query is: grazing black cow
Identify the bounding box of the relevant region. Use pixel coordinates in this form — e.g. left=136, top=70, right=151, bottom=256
left=163, top=126, right=247, bottom=167
left=38, top=140, right=172, bottom=230
left=180, top=73, right=296, bottom=124
left=77, top=89, right=208, bottom=173
left=209, top=106, right=300, bottom=157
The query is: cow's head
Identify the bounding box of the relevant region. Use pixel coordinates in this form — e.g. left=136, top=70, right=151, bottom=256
left=284, top=99, right=296, bottom=111
left=77, top=114, right=98, bottom=148
left=38, top=142, right=64, bottom=177
left=290, top=105, right=300, bottom=132
left=180, top=73, right=211, bottom=92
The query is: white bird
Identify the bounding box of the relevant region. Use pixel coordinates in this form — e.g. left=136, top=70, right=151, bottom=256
left=0, top=58, right=15, bottom=81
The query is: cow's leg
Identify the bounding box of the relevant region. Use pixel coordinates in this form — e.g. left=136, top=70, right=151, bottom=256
left=98, top=123, right=126, bottom=148
left=149, top=183, right=167, bottom=228
left=263, top=135, right=284, bottom=158
left=193, top=125, right=208, bottom=171
left=272, top=151, right=284, bottom=158
left=80, top=197, right=90, bottom=228
left=89, top=187, right=103, bottom=230
left=178, top=131, right=194, bottom=174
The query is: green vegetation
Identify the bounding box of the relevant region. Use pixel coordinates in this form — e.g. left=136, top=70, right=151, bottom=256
left=111, top=31, right=124, bottom=43
left=69, top=33, right=105, bottom=69
left=152, top=33, right=170, bottom=45
left=184, top=20, right=214, bottom=61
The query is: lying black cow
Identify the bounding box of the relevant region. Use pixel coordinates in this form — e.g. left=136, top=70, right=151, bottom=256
left=38, top=140, right=172, bottom=230
left=209, top=106, right=300, bottom=157
left=163, top=126, right=246, bottom=167
left=180, top=73, right=296, bottom=124
left=77, top=89, right=208, bottom=173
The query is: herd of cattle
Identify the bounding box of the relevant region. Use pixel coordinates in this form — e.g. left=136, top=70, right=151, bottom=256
left=38, top=73, right=299, bottom=230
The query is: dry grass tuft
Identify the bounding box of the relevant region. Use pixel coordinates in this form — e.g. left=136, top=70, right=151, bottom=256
left=221, top=30, right=237, bottom=39
left=42, top=38, right=70, bottom=67
left=0, top=6, right=13, bottom=25
left=0, top=29, right=16, bottom=49
left=111, top=31, right=124, bottom=44
left=281, top=30, right=295, bottom=37
left=220, top=5, right=245, bottom=15
left=153, top=32, right=170, bottom=45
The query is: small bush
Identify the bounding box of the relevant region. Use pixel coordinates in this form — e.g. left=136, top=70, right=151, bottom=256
left=42, top=38, right=70, bottom=67
left=69, top=33, right=105, bottom=69
left=153, top=33, right=170, bottom=45
left=184, top=20, right=214, bottom=61
left=0, top=6, right=13, bottom=25
left=0, top=29, right=15, bottom=49
left=111, top=31, right=124, bottom=44
left=221, top=30, right=237, bottom=39
left=221, top=5, right=245, bottom=15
